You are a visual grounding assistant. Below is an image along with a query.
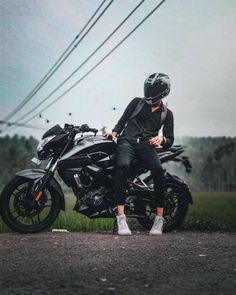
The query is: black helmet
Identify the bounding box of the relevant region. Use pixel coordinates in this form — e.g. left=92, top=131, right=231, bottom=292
left=144, top=73, right=170, bottom=105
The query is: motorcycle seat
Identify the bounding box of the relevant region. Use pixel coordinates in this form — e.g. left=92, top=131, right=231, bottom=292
left=155, top=145, right=183, bottom=154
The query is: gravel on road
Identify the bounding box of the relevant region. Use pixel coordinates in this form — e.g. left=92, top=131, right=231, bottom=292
left=0, top=231, right=236, bottom=295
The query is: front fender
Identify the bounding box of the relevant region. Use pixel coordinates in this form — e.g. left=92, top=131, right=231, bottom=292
left=16, top=169, right=47, bottom=180
left=16, top=169, right=65, bottom=210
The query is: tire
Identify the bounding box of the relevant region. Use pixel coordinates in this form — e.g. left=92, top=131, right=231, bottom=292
left=136, top=176, right=189, bottom=232
left=0, top=176, right=61, bottom=233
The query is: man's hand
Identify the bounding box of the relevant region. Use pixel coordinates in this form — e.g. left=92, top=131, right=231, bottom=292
left=104, top=131, right=117, bottom=141
left=149, top=136, right=164, bottom=146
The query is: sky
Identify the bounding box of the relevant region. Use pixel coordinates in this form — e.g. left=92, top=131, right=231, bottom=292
left=0, top=0, right=236, bottom=140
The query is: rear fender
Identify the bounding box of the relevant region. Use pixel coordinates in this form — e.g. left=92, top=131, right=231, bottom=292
left=165, top=173, right=193, bottom=204
left=15, top=169, right=65, bottom=210
left=142, top=172, right=193, bottom=205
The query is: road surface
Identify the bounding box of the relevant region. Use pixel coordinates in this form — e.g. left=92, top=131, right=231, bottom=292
left=0, top=231, right=235, bottom=294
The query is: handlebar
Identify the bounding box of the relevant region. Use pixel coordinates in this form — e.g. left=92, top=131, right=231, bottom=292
left=64, top=123, right=98, bottom=135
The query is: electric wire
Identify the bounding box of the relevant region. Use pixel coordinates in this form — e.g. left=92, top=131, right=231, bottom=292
left=4, top=0, right=166, bottom=132
left=7, top=0, right=146, bottom=127
left=23, top=0, right=166, bottom=124
left=3, top=0, right=109, bottom=122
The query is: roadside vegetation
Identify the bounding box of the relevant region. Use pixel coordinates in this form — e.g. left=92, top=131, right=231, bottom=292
left=0, top=135, right=235, bottom=233
left=182, top=192, right=236, bottom=231
left=0, top=192, right=235, bottom=233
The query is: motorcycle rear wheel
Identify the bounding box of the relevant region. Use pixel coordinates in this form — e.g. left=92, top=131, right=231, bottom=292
left=0, top=176, right=61, bottom=233
left=136, top=177, right=189, bottom=232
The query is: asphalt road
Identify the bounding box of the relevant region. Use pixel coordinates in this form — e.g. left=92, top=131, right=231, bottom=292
left=0, top=231, right=236, bottom=295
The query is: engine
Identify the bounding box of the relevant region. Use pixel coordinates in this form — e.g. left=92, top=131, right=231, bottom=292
left=81, top=187, right=109, bottom=208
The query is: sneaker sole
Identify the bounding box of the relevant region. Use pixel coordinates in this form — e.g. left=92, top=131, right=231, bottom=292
left=149, top=232, right=162, bottom=235
left=118, top=232, right=132, bottom=236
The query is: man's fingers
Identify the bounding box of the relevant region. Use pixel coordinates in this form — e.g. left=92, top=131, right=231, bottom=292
left=104, top=132, right=112, bottom=137
left=104, top=132, right=117, bottom=140
left=150, top=137, right=159, bottom=143
left=149, top=136, right=162, bottom=145
left=150, top=139, right=161, bottom=146
left=149, top=138, right=156, bottom=143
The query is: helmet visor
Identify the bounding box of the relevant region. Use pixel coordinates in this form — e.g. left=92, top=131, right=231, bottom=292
left=144, top=81, right=167, bottom=98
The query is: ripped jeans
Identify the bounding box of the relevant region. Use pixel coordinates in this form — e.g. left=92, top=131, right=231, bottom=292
left=114, top=138, right=165, bottom=207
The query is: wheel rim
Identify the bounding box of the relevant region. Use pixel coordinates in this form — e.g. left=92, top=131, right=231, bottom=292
left=8, top=181, right=55, bottom=228
left=140, top=183, right=188, bottom=229
left=163, top=188, right=187, bottom=227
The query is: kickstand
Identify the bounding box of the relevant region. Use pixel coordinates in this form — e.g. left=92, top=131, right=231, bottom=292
left=113, top=218, right=117, bottom=234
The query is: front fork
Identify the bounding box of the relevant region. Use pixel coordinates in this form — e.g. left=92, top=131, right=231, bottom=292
left=32, top=160, right=58, bottom=203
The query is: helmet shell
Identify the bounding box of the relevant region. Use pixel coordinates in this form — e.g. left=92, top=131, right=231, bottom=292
left=144, top=73, right=170, bottom=105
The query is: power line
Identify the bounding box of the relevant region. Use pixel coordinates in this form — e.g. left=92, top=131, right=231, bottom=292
left=6, top=0, right=167, bottom=132
left=7, top=0, right=146, bottom=127
left=3, top=0, right=108, bottom=122
left=3, top=0, right=109, bottom=122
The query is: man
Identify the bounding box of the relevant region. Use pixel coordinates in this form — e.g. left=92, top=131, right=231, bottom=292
left=105, top=73, right=174, bottom=235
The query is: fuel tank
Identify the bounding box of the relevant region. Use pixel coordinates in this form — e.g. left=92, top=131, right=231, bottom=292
left=57, top=135, right=116, bottom=169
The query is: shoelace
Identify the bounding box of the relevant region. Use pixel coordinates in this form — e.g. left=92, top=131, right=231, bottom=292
left=153, top=218, right=164, bottom=230
left=117, top=217, right=128, bottom=230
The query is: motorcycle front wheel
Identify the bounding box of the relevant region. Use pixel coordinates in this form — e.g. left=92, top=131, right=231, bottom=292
left=0, top=176, right=61, bottom=233
left=136, top=176, right=189, bottom=232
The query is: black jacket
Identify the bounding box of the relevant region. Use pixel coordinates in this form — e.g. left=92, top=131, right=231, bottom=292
left=112, top=97, right=174, bottom=148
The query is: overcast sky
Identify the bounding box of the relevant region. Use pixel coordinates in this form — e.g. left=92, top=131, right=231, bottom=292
left=0, top=0, right=236, bottom=140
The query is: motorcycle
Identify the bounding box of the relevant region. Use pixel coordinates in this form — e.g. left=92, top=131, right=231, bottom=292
left=0, top=123, right=192, bottom=233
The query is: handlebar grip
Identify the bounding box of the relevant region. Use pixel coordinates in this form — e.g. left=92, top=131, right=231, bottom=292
left=79, top=124, right=90, bottom=132
left=65, top=123, right=98, bottom=134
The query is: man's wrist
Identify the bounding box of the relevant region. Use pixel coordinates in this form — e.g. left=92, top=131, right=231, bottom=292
left=162, top=136, right=167, bottom=144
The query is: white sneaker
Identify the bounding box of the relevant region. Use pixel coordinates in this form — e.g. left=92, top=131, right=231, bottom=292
left=149, top=216, right=164, bottom=235
left=116, top=215, right=131, bottom=235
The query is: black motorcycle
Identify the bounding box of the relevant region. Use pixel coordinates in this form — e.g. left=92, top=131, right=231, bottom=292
left=0, top=123, right=192, bottom=234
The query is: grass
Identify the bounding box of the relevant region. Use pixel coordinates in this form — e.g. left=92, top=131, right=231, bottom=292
left=0, top=192, right=235, bottom=233
left=182, top=192, right=236, bottom=231
left=49, top=194, right=114, bottom=232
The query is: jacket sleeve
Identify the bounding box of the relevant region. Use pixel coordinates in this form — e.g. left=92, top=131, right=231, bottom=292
left=161, top=109, right=174, bottom=148
left=112, top=97, right=140, bottom=135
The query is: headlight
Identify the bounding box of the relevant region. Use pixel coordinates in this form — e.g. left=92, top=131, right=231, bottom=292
left=37, top=135, right=56, bottom=152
